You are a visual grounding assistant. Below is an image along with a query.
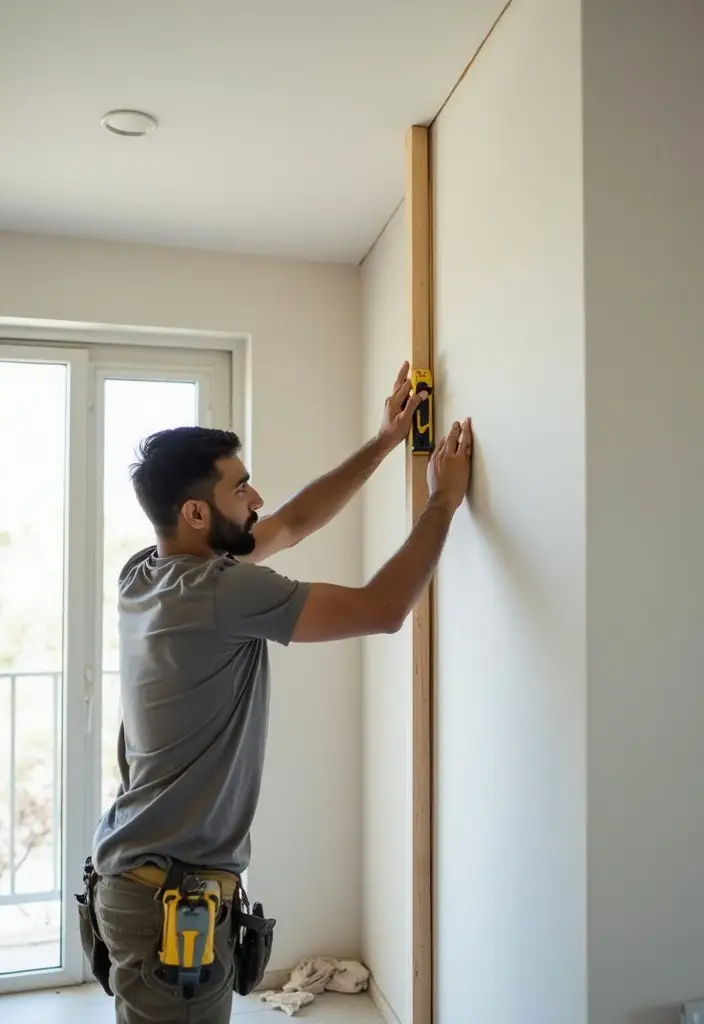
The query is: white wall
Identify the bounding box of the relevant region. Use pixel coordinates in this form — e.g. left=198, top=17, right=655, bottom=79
left=0, top=230, right=363, bottom=969
left=432, top=0, right=586, bottom=1020
left=360, top=206, right=412, bottom=1023
left=583, top=3, right=704, bottom=1021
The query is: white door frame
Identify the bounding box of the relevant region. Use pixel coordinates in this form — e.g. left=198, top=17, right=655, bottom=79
left=0, top=331, right=242, bottom=993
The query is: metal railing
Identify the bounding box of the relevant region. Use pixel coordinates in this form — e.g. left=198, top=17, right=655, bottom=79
left=0, top=670, right=120, bottom=909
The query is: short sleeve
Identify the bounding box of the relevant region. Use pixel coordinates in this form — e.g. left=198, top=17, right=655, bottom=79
left=213, top=561, right=310, bottom=646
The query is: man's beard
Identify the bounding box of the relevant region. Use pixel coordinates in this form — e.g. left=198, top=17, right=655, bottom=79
left=207, top=502, right=257, bottom=557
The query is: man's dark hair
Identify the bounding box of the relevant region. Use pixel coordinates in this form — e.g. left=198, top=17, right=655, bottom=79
left=130, top=426, right=241, bottom=533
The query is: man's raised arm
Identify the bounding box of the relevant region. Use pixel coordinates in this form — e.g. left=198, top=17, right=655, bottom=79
left=242, top=362, right=424, bottom=564
left=291, top=419, right=472, bottom=643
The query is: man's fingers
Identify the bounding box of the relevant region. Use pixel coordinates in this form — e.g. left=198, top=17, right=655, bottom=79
left=397, top=388, right=424, bottom=425
left=444, top=421, right=461, bottom=454
left=394, top=378, right=412, bottom=405
left=393, top=361, right=410, bottom=391
left=433, top=434, right=447, bottom=456
left=458, top=418, right=473, bottom=456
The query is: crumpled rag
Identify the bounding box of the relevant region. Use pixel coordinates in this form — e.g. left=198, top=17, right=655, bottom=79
left=260, top=957, right=369, bottom=1015
left=259, top=990, right=315, bottom=1017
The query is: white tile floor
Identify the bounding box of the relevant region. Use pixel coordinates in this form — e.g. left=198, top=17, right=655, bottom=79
left=0, top=983, right=383, bottom=1022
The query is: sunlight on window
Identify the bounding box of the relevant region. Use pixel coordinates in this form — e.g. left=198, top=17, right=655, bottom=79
left=0, top=360, right=66, bottom=974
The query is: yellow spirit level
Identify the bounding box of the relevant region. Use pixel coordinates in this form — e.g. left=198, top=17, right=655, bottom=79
left=411, top=368, right=434, bottom=454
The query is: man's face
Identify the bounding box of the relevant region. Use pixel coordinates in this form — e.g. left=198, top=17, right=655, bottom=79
left=203, top=455, right=263, bottom=556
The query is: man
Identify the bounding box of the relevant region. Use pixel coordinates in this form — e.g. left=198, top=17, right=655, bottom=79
left=90, top=362, right=472, bottom=1023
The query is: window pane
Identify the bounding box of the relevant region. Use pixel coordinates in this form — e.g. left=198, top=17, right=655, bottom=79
left=101, top=379, right=198, bottom=812
left=0, top=361, right=66, bottom=975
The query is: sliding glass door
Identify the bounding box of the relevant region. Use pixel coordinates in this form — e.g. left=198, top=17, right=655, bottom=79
left=0, top=342, right=231, bottom=991
left=0, top=346, right=88, bottom=987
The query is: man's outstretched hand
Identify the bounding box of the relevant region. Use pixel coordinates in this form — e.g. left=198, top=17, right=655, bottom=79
left=378, top=361, right=426, bottom=449
left=427, top=418, right=473, bottom=509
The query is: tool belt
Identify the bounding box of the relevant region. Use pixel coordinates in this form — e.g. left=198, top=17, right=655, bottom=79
left=75, top=857, right=113, bottom=996
left=126, top=863, right=240, bottom=901
left=76, top=856, right=276, bottom=999
left=230, top=883, right=277, bottom=997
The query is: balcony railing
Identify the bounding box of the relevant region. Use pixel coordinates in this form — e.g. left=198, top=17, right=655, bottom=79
left=0, top=670, right=120, bottom=911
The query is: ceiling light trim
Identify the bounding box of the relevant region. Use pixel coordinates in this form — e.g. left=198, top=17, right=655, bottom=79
left=101, top=109, right=158, bottom=137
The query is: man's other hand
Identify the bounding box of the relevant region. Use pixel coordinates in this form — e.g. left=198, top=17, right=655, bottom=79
left=378, top=361, right=425, bottom=449
left=427, top=418, right=473, bottom=509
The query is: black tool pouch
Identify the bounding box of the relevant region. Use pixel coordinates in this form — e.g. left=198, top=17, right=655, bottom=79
left=231, top=885, right=276, bottom=997
left=75, top=856, right=114, bottom=997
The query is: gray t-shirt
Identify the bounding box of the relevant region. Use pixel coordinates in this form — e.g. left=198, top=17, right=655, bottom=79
left=93, top=547, right=309, bottom=876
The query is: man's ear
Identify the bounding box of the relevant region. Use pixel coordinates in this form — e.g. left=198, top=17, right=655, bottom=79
left=182, top=499, right=208, bottom=532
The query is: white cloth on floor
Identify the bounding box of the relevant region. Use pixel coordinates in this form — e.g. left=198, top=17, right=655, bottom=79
left=259, top=990, right=315, bottom=1016
left=325, top=959, right=369, bottom=994
left=262, top=957, right=370, bottom=1015
left=283, top=957, right=337, bottom=994
left=283, top=956, right=369, bottom=996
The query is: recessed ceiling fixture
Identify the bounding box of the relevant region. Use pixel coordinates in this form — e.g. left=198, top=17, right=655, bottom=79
left=101, top=109, right=158, bottom=137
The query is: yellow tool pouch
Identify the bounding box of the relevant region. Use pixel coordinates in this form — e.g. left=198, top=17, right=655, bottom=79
left=155, top=865, right=221, bottom=995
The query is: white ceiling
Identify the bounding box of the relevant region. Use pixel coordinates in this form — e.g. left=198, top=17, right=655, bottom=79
left=0, top=0, right=501, bottom=263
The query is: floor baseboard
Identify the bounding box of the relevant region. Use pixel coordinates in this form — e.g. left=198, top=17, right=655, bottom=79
left=369, top=976, right=402, bottom=1024
left=256, top=968, right=291, bottom=992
